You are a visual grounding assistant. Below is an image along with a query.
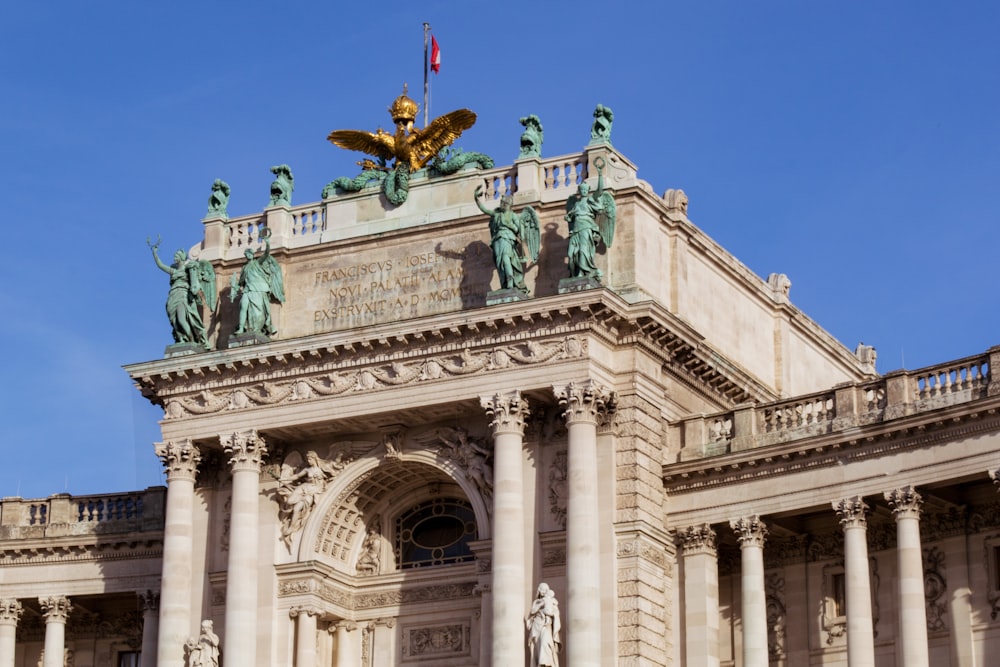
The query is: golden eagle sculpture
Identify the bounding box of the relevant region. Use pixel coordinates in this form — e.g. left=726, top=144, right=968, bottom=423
left=327, top=85, right=477, bottom=172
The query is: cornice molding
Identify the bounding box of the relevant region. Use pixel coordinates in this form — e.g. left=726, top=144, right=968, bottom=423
left=128, top=291, right=778, bottom=422
left=665, top=401, right=1000, bottom=493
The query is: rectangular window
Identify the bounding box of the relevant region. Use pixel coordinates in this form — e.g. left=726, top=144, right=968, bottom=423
left=117, top=651, right=140, bottom=667
left=831, top=572, right=846, bottom=616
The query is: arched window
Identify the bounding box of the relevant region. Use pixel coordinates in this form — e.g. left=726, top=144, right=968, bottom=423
left=395, top=498, right=476, bottom=569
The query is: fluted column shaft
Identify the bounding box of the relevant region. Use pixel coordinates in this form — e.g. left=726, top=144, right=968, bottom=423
left=731, top=516, right=768, bottom=667
left=481, top=391, right=530, bottom=667
left=39, top=596, right=71, bottom=667
left=154, top=440, right=201, bottom=667
left=291, top=607, right=319, bottom=667
left=140, top=591, right=160, bottom=667
left=679, top=525, right=720, bottom=667
left=885, top=486, right=929, bottom=667
left=834, top=497, right=875, bottom=667
left=0, top=600, right=22, bottom=667
left=222, top=430, right=267, bottom=667
left=556, top=381, right=615, bottom=667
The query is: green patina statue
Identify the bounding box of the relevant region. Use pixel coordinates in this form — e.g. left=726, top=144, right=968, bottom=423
left=475, top=184, right=540, bottom=295
left=148, top=237, right=218, bottom=349
left=230, top=229, right=285, bottom=337
left=430, top=147, right=495, bottom=175
left=519, top=115, right=544, bottom=158
left=268, top=165, right=294, bottom=207
left=206, top=179, right=230, bottom=219
left=565, top=157, right=616, bottom=281
left=590, top=104, right=614, bottom=144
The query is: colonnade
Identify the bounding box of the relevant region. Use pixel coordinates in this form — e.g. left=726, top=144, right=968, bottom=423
left=0, top=593, right=158, bottom=667
left=482, top=380, right=615, bottom=667
left=678, top=486, right=931, bottom=667
left=149, top=379, right=615, bottom=667
left=155, top=431, right=267, bottom=667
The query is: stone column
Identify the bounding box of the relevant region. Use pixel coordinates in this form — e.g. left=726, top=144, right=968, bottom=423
left=555, top=380, right=615, bottom=667
left=39, top=596, right=71, bottom=667
left=0, top=599, right=22, bottom=667
left=290, top=606, right=320, bottom=667
left=833, top=497, right=875, bottom=667
left=154, top=440, right=201, bottom=667
left=332, top=621, right=358, bottom=667
left=730, top=515, right=768, bottom=667
left=480, top=390, right=530, bottom=667
left=221, top=429, right=267, bottom=667
left=679, top=525, right=720, bottom=667
left=139, top=591, right=160, bottom=667
left=884, top=486, right=929, bottom=667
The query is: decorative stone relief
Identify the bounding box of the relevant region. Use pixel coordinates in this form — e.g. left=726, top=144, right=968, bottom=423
left=402, top=623, right=469, bottom=660
left=555, top=380, right=617, bottom=427
left=184, top=620, right=219, bottom=667
left=39, top=596, right=72, bottom=623
left=427, top=426, right=493, bottom=509
left=36, top=649, right=74, bottom=667
left=548, top=450, right=567, bottom=528
left=820, top=562, right=846, bottom=645
left=220, top=495, right=231, bottom=551
left=0, top=599, right=22, bottom=624
left=139, top=590, right=159, bottom=613
left=220, top=429, right=267, bottom=471
left=833, top=496, right=868, bottom=529
left=731, top=515, right=768, bottom=548
left=275, top=448, right=350, bottom=545
left=355, top=518, right=382, bottom=576
left=162, top=337, right=585, bottom=420
left=765, top=572, right=786, bottom=659
left=923, top=545, right=947, bottom=632
left=677, top=524, right=716, bottom=555
left=662, top=188, right=688, bottom=215
left=885, top=485, right=922, bottom=518
left=154, top=439, right=201, bottom=480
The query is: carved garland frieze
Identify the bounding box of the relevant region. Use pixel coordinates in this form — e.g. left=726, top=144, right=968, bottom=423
left=162, top=337, right=585, bottom=420
left=278, top=578, right=477, bottom=611
left=402, top=623, right=470, bottom=660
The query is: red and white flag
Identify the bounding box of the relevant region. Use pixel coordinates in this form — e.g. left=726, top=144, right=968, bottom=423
left=430, top=35, right=441, bottom=74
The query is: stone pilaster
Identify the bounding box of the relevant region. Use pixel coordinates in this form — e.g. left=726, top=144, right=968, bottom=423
left=679, top=525, right=720, bottom=667
left=555, top=380, right=616, bottom=667
left=612, top=392, right=671, bottom=665
left=333, top=621, right=359, bottom=667
left=154, top=439, right=201, bottom=667
left=221, top=429, right=267, bottom=667
left=884, top=486, right=928, bottom=667
left=39, top=596, right=71, bottom=667
left=833, top=496, right=875, bottom=667
left=140, top=590, right=160, bottom=667
left=481, top=390, right=529, bottom=667
left=0, top=599, right=22, bottom=667
left=731, top=515, right=768, bottom=667
left=290, top=606, right=321, bottom=667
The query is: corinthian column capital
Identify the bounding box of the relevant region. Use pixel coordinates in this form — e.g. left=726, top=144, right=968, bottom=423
left=480, top=390, right=530, bottom=436
left=38, top=597, right=71, bottom=623
left=678, top=524, right=717, bottom=556
left=833, top=496, right=869, bottom=529
left=730, top=515, right=768, bottom=548
left=155, top=439, right=201, bottom=481
left=990, top=468, right=1000, bottom=491
left=0, top=599, right=22, bottom=625
left=221, top=429, right=268, bottom=472
left=554, top=380, right=617, bottom=426
left=884, top=485, right=923, bottom=519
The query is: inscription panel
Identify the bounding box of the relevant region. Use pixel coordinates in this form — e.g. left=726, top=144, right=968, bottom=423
left=289, top=231, right=495, bottom=336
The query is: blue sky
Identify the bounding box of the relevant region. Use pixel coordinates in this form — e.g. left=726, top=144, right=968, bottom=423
left=1, top=2, right=997, bottom=498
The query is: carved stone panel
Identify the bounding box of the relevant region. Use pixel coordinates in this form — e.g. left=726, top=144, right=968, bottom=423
left=401, top=622, right=471, bottom=662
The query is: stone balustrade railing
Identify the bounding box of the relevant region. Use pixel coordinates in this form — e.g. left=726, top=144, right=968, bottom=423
left=0, top=487, right=165, bottom=540
left=195, top=147, right=637, bottom=262
left=680, top=347, right=1000, bottom=460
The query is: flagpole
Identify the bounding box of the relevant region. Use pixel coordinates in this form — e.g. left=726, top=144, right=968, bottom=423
left=423, top=22, right=430, bottom=127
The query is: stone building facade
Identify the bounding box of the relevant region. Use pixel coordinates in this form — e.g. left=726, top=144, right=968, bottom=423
left=1, top=126, right=998, bottom=666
